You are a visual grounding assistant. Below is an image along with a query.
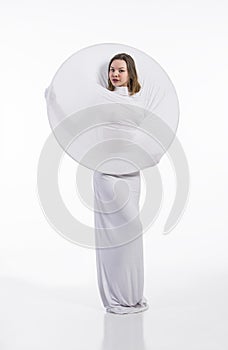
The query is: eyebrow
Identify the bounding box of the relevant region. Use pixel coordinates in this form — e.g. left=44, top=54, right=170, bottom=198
left=110, top=66, right=126, bottom=69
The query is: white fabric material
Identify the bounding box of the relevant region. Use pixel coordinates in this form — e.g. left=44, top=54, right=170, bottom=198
left=93, top=86, right=149, bottom=315
left=44, top=43, right=179, bottom=175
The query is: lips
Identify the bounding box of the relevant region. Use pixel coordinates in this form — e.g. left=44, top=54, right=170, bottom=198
left=112, top=79, right=119, bottom=82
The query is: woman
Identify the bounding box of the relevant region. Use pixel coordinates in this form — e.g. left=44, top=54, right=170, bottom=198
left=93, top=53, right=149, bottom=314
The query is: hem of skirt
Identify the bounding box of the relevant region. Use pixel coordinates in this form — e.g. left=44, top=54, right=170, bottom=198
left=105, top=302, right=149, bottom=315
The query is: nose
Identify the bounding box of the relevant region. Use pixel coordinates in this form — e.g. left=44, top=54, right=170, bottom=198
left=113, top=70, right=118, bottom=77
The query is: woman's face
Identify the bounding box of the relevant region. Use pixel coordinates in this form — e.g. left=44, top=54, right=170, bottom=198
left=109, top=59, right=129, bottom=87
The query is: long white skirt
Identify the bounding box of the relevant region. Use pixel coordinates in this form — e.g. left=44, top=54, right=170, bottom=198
left=93, top=170, right=149, bottom=314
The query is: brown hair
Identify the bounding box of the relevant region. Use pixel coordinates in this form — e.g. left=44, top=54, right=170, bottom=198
left=107, top=53, right=141, bottom=96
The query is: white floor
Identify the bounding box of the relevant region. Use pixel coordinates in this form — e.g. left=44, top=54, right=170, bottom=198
left=1, top=269, right=227, bottom=350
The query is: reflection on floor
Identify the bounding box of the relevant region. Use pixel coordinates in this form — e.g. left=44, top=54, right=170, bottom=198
left=0, top=275, right=227, bottom=350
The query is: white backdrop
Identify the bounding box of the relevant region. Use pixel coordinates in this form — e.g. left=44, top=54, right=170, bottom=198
left=1, top=0, right=227, bottom=349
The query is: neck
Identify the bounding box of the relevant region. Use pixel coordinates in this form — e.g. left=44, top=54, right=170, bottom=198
left=114, top=86, right=129, bottom=96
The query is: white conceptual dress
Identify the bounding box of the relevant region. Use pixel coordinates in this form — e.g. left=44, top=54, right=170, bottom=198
left=93, top=86, right=149, bottom=314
